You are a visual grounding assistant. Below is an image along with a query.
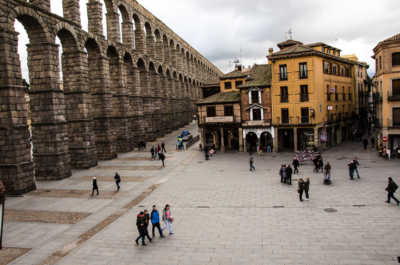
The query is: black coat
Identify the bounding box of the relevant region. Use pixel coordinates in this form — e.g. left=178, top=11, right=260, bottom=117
left=92, top=179, right=98, bottom=188
left=304, top=180, right=310, bottom=191
left=386, top=181, right=398, bottom=193
left=286, top=166, right=293, bottom=177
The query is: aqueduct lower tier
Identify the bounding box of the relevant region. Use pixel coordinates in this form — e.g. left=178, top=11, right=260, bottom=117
left=0, top=0, right=222, bottom=194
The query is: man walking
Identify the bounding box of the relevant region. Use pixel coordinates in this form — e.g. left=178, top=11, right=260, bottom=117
left=286, top=165, right=293, bottom=185
left=91, top=177, right=99, bottom=196
left=159, top=152, right=166, bottom=168
left=151, top=205, right=164, bottom=238
left=135, top=211, right=147, bottom=246
left=143, top=209, right=152, bottom=242
left=161, top=142, right=167, bottom=153
left=150, top=146, right=155, bottom=160
left=292, top=157, right=300, bottom=174
left=114, top=172, right=121, bottom=191
left=385, top=177, right=399, bottom=205
left=249, top=156, right=255, bottom=172
left=363, top=138, right=368, bottom=150
left=353, top=159, right=360, bottom=179
left=279, top=164, right=286, bottom=183
left=348, top=160, right=355, bottom=180
left=304, top=177, right=310, bottom=200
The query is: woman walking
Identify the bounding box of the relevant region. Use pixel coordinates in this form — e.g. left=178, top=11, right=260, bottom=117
left=163, top=204, right=174, bottom=235
left=298, top=178, right=305, bottom=201
left=304, top=177, right=310, bottom=200
left=324, top=162, right=331, bottom=185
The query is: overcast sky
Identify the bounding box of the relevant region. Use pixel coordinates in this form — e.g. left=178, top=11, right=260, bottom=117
left=15, top=0, right=400, bottom=81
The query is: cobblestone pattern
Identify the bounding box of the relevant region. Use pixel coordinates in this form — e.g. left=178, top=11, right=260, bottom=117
left=0, top=0, right=222, bottom=195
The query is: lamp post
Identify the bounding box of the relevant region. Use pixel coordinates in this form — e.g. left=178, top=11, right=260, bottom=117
left=0, top=180, right=5, bottom=250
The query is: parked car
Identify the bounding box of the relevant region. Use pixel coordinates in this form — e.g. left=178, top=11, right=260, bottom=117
left=180, top=130, right=192, bottom=141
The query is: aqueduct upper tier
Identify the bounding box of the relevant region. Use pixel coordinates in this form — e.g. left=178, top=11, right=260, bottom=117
left=0, top=0, right=223, bottom=194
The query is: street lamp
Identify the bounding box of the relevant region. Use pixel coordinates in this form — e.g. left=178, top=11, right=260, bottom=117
left=0, top=180, right=5, bottom=250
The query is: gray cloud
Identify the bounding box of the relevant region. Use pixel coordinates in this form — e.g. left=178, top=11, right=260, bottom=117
left=140, top=0, right=400, bottom=75
left=15, top=0, right=400, bottom=81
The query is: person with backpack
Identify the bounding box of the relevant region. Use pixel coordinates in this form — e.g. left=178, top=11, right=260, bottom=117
left=385, top=177, right=399, bottom=205
left=114, top=172, right=121, bottom=191
left=151, top=205, right=164, bottom=238
left=135, top=211, right=148, bottom=246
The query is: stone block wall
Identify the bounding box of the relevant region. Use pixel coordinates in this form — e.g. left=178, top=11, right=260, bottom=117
left=0, top=0, right=222, bottom=194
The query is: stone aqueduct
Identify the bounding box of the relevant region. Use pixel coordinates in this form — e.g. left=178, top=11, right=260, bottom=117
left=0, top=0, right=222, bottom=194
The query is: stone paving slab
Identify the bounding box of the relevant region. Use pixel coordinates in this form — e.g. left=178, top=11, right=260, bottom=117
left=29, top=189, right=129, bottom=199
left=8, top=122, right=400, bottom=265
left=95, top=165, right=161, bottom=171
left=78, top=176, right=149, bottom=182
left=5, top=209, right=90, bottom=224
left=0, top=248, right=30, bottom=265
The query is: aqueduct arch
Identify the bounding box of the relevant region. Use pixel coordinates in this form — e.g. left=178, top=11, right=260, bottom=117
left=0, top=0, right=222, bottom=195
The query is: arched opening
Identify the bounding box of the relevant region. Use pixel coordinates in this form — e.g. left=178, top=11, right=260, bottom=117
left=50, top=0, right=63, bottom=17
left=169, top=39, right=175, bottom=66
left=118, top=4, right=131, bottom=45
left=132, top=13, right=141, bottom=50
left=14, top=13, right=71, bottom=181
left=145, top=22, right=154, bottom=57
left=101, top=0, right=112, bottom=39
left=163, top=35, right=169, bottom=63
left=80, top=0, right=89, bottom=32
left=246, top=132, right=258, bottom=153
left=260, top=132, right=273, bottom=152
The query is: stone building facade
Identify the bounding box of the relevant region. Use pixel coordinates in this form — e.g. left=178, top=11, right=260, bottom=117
left=268, top=40, right=357, bottom=152
left=0, top=0, right=222, bottom=194
left=197, top=64, right=273, bottom=153
left=373, top=33, right=400, bottom=152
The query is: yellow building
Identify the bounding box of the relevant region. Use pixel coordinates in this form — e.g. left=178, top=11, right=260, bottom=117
left=373, top=33, right=400, bottom=152
left=268, top=40, right=357, bottom=151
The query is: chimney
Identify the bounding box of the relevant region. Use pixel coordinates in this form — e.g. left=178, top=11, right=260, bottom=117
left=268, top=48, right=273, bottom=55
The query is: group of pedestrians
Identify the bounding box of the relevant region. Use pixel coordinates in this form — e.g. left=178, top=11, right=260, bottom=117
left=297, top=177, right=310, bottom=201
left=279, top=164, right=293, bottom=185
left=91, top=172, right=122, bottom=196
left=312, top=155, right=324, bottom=173
left=135, top=204, right=174, bottom=246
left=150, top=143, right=167, bottom=168
left=347, top=159, right=360, bottom=180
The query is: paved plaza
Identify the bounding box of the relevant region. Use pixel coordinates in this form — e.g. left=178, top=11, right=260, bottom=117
left=2, top=123, right=400, bottom=265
